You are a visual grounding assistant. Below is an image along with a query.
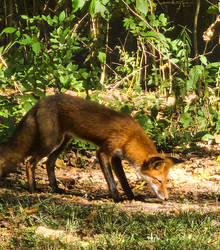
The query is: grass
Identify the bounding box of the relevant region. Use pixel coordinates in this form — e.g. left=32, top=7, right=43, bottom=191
left=0, top=191, right=219, bottom=249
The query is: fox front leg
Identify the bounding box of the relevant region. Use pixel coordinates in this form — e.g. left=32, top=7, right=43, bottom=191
left=111, top=156, right=134, bottom=200
left=96, top=150, right=121, bottom=202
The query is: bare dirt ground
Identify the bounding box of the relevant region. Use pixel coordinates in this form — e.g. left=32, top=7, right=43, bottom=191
left=0, top=143, right=219, bottom=214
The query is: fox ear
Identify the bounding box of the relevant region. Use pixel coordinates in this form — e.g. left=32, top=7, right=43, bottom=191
left=168, top=157, right=184, bottom=164
left=144, top=156, right=165, bottom=170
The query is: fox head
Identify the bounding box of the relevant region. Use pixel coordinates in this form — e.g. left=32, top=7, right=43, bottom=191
left=139, top=155, right=183, bottom=200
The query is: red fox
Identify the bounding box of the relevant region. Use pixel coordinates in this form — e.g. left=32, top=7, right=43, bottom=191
left=0, top=94, right=182, bottom=201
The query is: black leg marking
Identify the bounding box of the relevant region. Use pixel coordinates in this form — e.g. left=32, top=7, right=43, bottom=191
left=97, top=150, right=121, bottom=202
left=111, top=156, right=134, bottom=200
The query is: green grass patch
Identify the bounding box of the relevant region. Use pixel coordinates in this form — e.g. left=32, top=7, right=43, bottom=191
left=0, top=192, right=219, bottom=249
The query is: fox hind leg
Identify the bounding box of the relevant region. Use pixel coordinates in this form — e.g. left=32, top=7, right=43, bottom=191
left=34, top=112, right=68, bottom=191
left=46, top=136, right=71, bottom=193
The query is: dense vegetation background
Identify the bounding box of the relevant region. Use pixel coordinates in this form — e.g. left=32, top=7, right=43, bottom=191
left=0, top=0, right=219, bottom=151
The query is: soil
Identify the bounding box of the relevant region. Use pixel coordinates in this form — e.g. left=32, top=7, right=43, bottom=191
left=0, top=143, right=219, bottom=214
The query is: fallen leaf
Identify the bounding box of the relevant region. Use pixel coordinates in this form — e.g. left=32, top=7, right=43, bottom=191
left=56, top=159, right=66, bottom=168
left=24, top=208, right=39, bottom=215
left=145, top=243, right=154, bottom=250
left=133, top=181, right=146, bottom=190
left=8, top=208, right=14, bottom=214
left=171, top=209, right=180, bottom=215
left=85, top=211, right=97, bottom=222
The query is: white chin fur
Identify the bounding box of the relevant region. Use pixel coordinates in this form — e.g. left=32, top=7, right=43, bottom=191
left=147, top=181, right=166, bottom=200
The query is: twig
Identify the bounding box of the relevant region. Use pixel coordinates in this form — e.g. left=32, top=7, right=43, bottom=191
left=11, top=76, right=23, bottom=95
left=43, top=0, right=50, bottom=11
left=100, top=21, right=109, bottom=85
left=191, top=44, right=218, bottom=62
left=72, top=13, right=89, bottom=35
left=156, top=1, right=194, bottom=5
left=203, top=0, right=218, bottom=8
left=105, top=63, right=119, bottom=78
left=141, top=42, right=157, bottom=58
left=147, top=40, right=183, bottom=72
left=0, top=54, right=8, bottom=68
left=106, top=65, right=149, bottom=90
left=193, top=0, right=200, bottom=56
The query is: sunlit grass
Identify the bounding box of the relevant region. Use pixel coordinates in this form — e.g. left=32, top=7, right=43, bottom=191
left=0, top=192, right=219, bottom=249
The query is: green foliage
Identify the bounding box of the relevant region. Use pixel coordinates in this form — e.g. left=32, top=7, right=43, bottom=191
left=0, top=97, right=20, bottom=142
left=0, top=0, right=219, bottom=151
left=136, top=0, right=149, bottom=16
left=1, top=10, right=100, bottom=98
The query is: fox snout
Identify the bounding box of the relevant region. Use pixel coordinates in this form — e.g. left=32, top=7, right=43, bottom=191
left=148, top=178, right=169, bottom=201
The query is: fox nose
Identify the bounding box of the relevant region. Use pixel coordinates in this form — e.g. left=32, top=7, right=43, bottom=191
left=164, top=197, right=168, bottom=201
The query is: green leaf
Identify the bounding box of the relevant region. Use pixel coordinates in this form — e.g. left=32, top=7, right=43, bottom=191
left=180, top=112, right=191, bottom=128
left=89, top=0, right=96, bottom=16
left=207, top=6, right=218, bottom=14
left=186, top=65, right=204, bottom=91
left=32, top=41, right=41, bottom=54
left=159, top=13, right=167, bottom=26
left=20, top=34, right=32, bottom=45
left=89, top=0, right=108, bottom=19
left=98, top=51, right=106, bottom=63
left=56, top=27, right=63, bottom=36
left=72, top=0, right=87, bottom=11
left=206, top=62, right=220, bottom=69
left=1, top=27, right=16, bottom=34
left=202, top=134, right=214, bottom=142
left=81, top=71, right=89, bottom=79
left=59, top=75, right=68, bottom=85
left=50, top=38, right=59, bottom=43
left=72, top=81, right=83, bottom=91
left=59, top=11, right=65, bottom=22
left=170, top=58, right=179, bottom=64
left=200, top=55, right=208, bottom=65
left=141, top=31, right=158, bottom=39
left=21, top=15, right=28, bottom=20
left=136, top=0, right=148, bottom=16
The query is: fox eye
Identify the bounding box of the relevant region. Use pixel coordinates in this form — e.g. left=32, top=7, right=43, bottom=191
left=153, top=161, right=162, bottom=170
left=144, top=156, right=165, bottom=170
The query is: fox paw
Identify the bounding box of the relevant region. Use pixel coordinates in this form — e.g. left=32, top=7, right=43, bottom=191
left=51, top=187, right=67, bottom=194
